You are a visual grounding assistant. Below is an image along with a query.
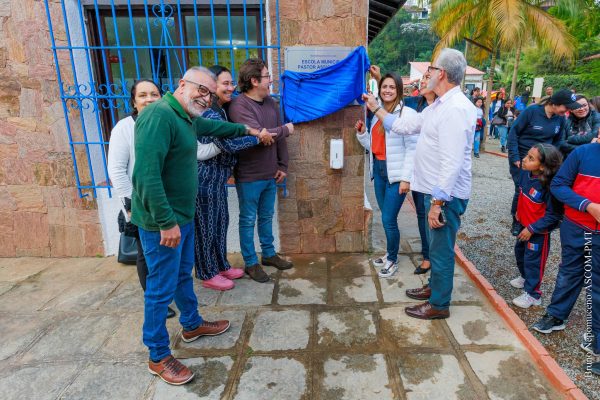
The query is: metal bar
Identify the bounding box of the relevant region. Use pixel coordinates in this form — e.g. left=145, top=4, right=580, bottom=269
left=54, top=44, right=281, bottom=50
left=77, top=0, right=112, bottom=196
left=192, top=0, right=202, bottom=65
left=92, top=0, right=118, bottom=127
left=159, top=0, right=175, bottom=90
left=176, top=0, right=188, bottom=72
left=243, top=0, right=249, bottom=59
left=63, top=0, right=98, bottom=197
left=43, top=0, right=85, bottom=198
left=226, top=0, right=234, bottom=76
left=258, top=0, right=265, bottom=60
left=209, top=0, right=218, bottom=63
left=275, top=0, right=283, bottom=118
left=126, top=0, right=141, bottom=80
left=143, top=0, right=158, bottom=82
left=109, top=0, right=128, bottom=103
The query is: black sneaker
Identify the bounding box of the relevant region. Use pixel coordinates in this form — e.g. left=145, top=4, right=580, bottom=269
left=245, top=264, right=270, bottom=283
left=261, top=254, right=293, bottom=270
left=501, top=146, right=507, bottom=153
left=532, top=314, right=566, bottom=334
left=580, top=334, right=599, bottom=356
left=167, top=306, right=177, bottom=319
left=511, top=218, right=523, bottom=237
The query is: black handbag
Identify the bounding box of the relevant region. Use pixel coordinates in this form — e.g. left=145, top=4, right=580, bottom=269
left=117, top=232, right=138, bottom=265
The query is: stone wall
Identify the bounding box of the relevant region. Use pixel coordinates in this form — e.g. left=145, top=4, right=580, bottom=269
left=0, top=0, right=104, bottom=257
left=276, top=0, right=370, bottom=253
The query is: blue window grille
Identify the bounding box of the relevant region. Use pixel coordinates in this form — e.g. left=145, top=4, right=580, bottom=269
left=42, top=0, right=283, bottom=198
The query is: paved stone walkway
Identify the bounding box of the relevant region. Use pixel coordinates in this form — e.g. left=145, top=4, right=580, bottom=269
left=0, top=245, right=564, bottom=399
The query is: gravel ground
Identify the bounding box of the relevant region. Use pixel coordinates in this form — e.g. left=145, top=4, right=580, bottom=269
left=458, top=141, right=599, bottom=399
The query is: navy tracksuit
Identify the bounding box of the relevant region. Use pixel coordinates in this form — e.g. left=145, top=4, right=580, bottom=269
left=514, top=170, right=560, bottom=299
left=547, top=144, right=600, bottom=354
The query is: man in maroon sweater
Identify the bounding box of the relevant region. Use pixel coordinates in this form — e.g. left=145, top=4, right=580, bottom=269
left=229, top=58, right=294, bottom=282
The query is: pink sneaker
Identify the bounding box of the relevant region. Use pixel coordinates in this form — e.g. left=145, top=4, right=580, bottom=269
left=202, top=275, right=234, bottom=291
left=219, top=268, right=245, bottom=280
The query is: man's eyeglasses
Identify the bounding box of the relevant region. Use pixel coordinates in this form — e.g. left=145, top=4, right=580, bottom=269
left=260, top=74, right=272, bottom=80
left=184, top=79, right=216, bottom=98
left=427, top=65, right=443, bottom=73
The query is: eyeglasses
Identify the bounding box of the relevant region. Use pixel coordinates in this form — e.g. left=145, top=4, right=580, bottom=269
left=427, top=66, right=443, bottom=73
left=260, top=74, right=272, bottom=80
left=184, top=79, right=216, bottom=98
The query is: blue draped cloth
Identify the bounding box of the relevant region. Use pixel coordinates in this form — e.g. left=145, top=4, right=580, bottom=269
left=281, top=46, right=370, bottom=123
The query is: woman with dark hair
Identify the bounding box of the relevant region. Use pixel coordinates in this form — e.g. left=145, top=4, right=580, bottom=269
left=506, top=89, right=581, bottom=236
left=495, top=98, right=516, bottom=153
left=355, top=72, right=419, bottom=278
left=559, top=95, right=600, bottom=157
left=107, top=79, right=177, bottom=318
left=193, top=65, right=262, bottom=291
left=472, top=97, right=486, bottom=158
left=489, top=91, right=506, bottom=138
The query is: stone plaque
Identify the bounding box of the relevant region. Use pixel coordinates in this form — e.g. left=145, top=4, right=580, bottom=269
left=284, top=46, right=354, bottom=72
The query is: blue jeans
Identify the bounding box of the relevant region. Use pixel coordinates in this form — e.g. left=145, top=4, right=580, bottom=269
left=236, top=179, right=277, bottom=267
left=497, top=125, right=509, bottom=147
left=412, top=191, right=430, bottom=261
left=425, top=194, right=469, bottom=310
left=373, top=158, right=406, bottom=263
left=473, top=129, right=482, bottom=155
left=139, top=222, right=203, bottom=361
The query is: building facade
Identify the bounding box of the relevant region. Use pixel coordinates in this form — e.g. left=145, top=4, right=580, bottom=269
left=0, top=0, right=391, bottom=257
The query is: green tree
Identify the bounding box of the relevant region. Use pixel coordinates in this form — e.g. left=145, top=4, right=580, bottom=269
left=430, top=0, right=576, bottom=147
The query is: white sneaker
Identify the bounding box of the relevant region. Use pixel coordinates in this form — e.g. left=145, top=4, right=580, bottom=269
left=378, top=260, right=398, bottom=278
left=512, top=292, right=542, bottom=309
left=372, top=254, right=387, bottom=268
left=510, top=276, right=525, bottom=289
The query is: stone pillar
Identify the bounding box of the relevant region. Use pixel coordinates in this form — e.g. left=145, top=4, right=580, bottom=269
left=276, top=0, right=369, bottom=253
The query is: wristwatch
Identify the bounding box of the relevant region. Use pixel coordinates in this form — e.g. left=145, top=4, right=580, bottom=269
left=430, top=198, right=446, bottom=206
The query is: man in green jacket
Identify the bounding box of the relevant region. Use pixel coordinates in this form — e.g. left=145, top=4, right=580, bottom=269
left=132, top=66, right=271, bottom=385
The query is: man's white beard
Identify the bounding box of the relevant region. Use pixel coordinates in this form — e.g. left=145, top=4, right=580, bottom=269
left=183, top=91, right=208, bottom=117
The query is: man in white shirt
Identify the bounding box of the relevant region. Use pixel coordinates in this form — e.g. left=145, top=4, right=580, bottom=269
left=363, top=48, right=477, bottom=320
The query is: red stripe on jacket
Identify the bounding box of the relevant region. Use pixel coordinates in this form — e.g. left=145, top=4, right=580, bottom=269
left=565, top=174, right=600, bottom=231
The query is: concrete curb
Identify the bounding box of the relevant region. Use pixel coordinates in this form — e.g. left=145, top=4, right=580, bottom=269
left=454, top=246, right=588, bottom=400
left=483, top=149, right=508, bottom=158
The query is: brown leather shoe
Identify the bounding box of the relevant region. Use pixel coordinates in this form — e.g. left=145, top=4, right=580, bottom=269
left=405, top=302, right=449, bottom=320
left=148, top=355, right=194, bottom=385
left=181, top=320, right=230, bottom=343
left=406, top=285, right=431, bottom=300
left=245, top=264, right=270, bottom=282
left=261, top=254, right=293, bottom=270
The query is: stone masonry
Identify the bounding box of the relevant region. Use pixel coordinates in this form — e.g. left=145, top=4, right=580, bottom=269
left=0, top=0, right=104, bottom=257
left=276, top=0, right=370, bottom=254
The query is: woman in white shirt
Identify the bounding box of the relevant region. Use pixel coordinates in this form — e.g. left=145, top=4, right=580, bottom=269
left=355, top=72, right=418, bottom=278
left=107, top=80, right=176, bottom=318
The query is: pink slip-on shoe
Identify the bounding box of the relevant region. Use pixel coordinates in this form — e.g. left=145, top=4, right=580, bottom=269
left=219, top=268, right=245, bottom=280
left=202, top=275, right=234, bottom=291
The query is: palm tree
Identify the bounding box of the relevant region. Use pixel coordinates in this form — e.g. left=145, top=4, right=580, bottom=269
left=430, top=0, right=576, bottom=148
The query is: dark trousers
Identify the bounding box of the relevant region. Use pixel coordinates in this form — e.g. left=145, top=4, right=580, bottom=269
left=515, top=232, right=551, bottom=299
left=547, top=221, right=600, bottom=350
left=509, top=160, right=520, bottom=217
left=412, top=191, right=430, bottom=261
left=134, top=230, right=148, bottom=291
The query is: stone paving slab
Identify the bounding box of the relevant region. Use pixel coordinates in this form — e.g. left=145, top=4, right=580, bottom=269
left=278, top=278, right=327, bottom=305
left=330, top=276, right=378, bottom=305
left=61, top=362, right=153, bottom=400
left=248, top=310, right=310, bottom=351
left=319, top=354, right=393, bottom=399
left=0, top=251, right=565, bottom=400
left=153, top=356, right=234, bottom=400
left=235, top=356, right=307, bottom=400
left=397, top=354, right=474, bottom=400
left=317, top=309, right=376, bottom=348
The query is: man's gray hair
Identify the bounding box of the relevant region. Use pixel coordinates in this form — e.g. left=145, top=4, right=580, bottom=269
left=435, top=48, right=467, bottom=85
left=182, top=66, right=216, bottom=81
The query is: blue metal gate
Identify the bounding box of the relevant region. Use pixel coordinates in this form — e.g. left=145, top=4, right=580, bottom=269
left=43, top=0, right=282, bottom=198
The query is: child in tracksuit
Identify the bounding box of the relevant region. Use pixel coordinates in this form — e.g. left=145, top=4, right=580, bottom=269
left=510, top=143, right=563, bottom=309
left=533, top=142, right=600, bottom=375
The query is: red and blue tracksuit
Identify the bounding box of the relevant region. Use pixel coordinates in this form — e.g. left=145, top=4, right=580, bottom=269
left=515, top=170, right=561, bottom=299
left=547, top=144, right=600, bottom=354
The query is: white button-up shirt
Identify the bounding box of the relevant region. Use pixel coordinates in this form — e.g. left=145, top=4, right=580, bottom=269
left=383, top=85, right=477, bottom=200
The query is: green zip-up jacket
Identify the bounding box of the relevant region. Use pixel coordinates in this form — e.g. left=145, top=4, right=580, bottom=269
left=131, top=92, right=248, bottom=231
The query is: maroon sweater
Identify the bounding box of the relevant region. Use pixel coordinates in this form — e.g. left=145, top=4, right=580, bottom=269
left=229, top=93, right=289, bottom=183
